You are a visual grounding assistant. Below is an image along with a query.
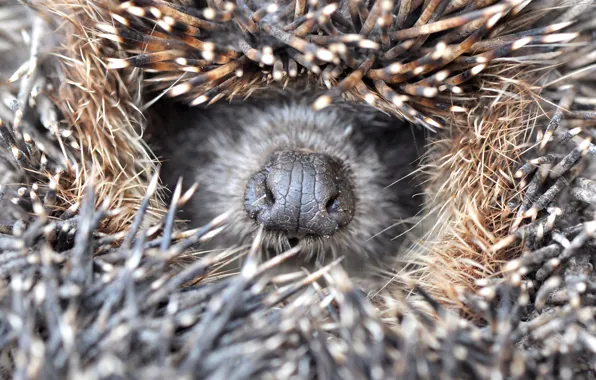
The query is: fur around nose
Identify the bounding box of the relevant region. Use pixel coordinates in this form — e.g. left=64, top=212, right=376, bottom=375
left=244, top=150, right=355, bottom=238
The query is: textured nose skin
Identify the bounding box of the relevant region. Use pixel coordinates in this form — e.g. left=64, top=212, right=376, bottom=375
left=244, top=150, right=355, bottom=238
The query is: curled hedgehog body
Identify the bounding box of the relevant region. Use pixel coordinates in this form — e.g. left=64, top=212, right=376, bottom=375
left=98, top=0, right=595, bottom=291
left=0, top=0, right=596, bottom=378
left=152, top=88, right=425, bottom=277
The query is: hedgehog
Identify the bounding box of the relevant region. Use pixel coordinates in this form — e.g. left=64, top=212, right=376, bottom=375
left=0, top=0, right=595, bottom=379
left=95, top=0, right=596, bottom=297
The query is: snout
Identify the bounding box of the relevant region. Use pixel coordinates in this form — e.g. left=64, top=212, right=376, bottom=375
left=244, top=150, right=355, bottom=238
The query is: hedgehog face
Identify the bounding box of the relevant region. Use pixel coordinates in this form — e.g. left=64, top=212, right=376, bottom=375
left=156, top=89, right=424, bottom=271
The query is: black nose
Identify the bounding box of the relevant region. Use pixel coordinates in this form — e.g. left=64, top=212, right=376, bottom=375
left=244, top=150, right=355, bottom=238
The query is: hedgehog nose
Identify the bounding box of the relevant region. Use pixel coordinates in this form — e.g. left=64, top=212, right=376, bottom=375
left=244, top=150, right=355, bottom=238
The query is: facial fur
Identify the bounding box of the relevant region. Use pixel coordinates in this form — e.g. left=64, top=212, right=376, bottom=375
left=150, top=88, right=425, bottom=274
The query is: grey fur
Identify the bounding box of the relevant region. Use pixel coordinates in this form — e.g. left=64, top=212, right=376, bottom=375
left=151, top=88, right=426, bottom=275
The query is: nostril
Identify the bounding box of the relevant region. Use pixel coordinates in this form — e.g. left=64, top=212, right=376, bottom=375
left=325, top=194, right=352, bottom=227
left=325, top=196, right=339, bottom=215
left=244, top=171, right=273, bottom=219
left=264, top=186, right=274, bottom=205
